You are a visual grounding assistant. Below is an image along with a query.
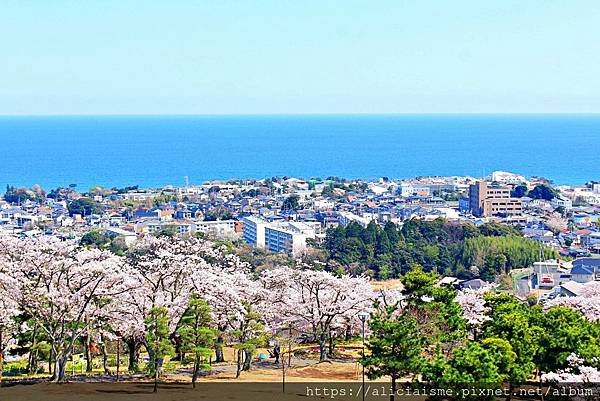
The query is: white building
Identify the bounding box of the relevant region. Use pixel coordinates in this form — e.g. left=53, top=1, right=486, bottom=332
left=135, top=220, right=192, bottom=235
left=243, top=216, right=269, bottom=248
left=313, top=199, right=335, bottom=210
left=105, top=227, right=138, bottom=246
left=243, top=216, right=317, bottom=256
left=368, top=183, right=389, bottom=195
left=551, top=196, right=573, bottom=211
left=532, top=259, right=572, bottom=289
left=568, top=187, right=600, bottom=205
left=489, top=171, right=527, bottom=185
left=193, top=220, right=238, bottom=238
left=265, top=221, right=316, bottom=257
left=122, top=192, right=157, bottom=202
left=337, top=211, right=372, bottom=228
left=399, top=183, right=430, bottom=197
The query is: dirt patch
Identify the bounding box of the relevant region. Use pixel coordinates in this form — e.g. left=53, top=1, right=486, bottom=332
left=291, top=362, right=361, bottom=381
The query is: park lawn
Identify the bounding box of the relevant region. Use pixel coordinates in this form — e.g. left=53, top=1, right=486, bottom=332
left=0, top=361, right=390, bottom=401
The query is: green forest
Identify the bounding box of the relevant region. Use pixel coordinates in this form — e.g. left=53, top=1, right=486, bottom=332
left=323, top=219, right=557, bottom=281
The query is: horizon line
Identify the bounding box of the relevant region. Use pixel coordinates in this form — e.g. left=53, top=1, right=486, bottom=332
left=1, top=111, right=600, bottom=117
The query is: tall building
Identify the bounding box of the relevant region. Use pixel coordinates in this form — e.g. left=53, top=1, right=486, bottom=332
left=265, top=222, right=316, bottom=257
left=243, top=216, right=316, bottom=257
left=243, top=215, right=268, bottom=248
left=469, top=181, right=522, bottom=217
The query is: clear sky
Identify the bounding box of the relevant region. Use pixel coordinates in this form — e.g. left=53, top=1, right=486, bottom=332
left=1, top=1, right=599, bottom=115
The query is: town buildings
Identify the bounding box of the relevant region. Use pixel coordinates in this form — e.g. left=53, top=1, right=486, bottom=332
left=243, top=215, right=317, bottom=257
left=468, top=181, right=523, bottom=218
left=2, top=171, right=600, bottom=265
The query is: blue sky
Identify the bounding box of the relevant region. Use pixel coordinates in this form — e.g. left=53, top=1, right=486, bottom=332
left=1, top=1, right=599, bottom=114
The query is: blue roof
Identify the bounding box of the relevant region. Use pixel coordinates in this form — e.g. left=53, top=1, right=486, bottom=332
left=572, top=258, right=600, bottom=268
left=571, top=265, right=594, bottom=275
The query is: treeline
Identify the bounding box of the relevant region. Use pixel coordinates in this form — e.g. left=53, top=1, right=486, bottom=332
left=324, top=219, right=557, bottom=281
left=511, top=183, right=558, bottom=200
left=4, top=185, right=45, bottom=204
left=362, top=266, right=600, bottom=400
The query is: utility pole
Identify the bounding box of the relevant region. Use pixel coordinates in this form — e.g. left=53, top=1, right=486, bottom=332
left=116, top=339, right=120, bottom=382
left=358, top=311, right=369, bottom=401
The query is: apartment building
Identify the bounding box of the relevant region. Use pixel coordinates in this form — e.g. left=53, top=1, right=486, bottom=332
left=337, top=211, right=372, bottom=227
left=469, top=181, right=522, bottom=217
left=399, top=183, right=431, bottom=198
left=265, top=221, right=316, bottom=257
left=193, top=220, right=238, bottom=238
left=243, top=216, right=316, bottom=256
left=243, top=215, right=269, bottom=248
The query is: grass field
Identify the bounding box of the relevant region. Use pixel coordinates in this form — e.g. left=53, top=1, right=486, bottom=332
left=0, top=360, right=399, bottom=401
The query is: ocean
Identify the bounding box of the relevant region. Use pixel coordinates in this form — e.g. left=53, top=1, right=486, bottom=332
left=0, top=114, right=598, bottom=190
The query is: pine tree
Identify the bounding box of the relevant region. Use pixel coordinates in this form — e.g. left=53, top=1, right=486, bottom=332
left=360, top=304, right=423, bottom=401
left=177, top=295, right=216, bottom=388
left=145, top=307, right=175, bottom=393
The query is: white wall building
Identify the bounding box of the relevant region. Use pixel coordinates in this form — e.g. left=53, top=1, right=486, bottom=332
left=265, top=222, right=316, bottom=257
left=243, top=216, right=317, bottom=256
left=243, top=216, right=269, bottom=248
left=551, top=196, right=573, bottom=211
left=399, top=183, right=431, bottom=197
left=194, top=220, right=238, bottom=238
left=337, top=211, right=372, bottom=228
left=105, top=227, right=138, bottom=246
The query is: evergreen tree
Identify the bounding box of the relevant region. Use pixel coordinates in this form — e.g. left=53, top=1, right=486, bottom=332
left=233, top=302, right=266, bottom=378
left=482, top=294, right=543, bottom=397
left=361, top=304, right=424, bottom=401
left=424, top=340, right=512, bottom=401
left=177, top=295, right=217, bottom=388
left=145, top=307, right=175, bottom=393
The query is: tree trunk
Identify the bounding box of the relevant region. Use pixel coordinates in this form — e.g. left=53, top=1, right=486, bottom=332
left=171, top=333, right=183, bottom=362
left=84, top=334, right=93, bottom=373
left=345, top=325, right=352, bottom=341
left=390, top=375, right=397, bottom=401
left=48, top=349, right=55, bottom=380
left=242, top=350, right=252, bottom=371
left=318, top=333, right=328, bottom=362
left=273, top=345, right=280, bottom=364
left=28, top=347, right=39, bottom=375
left=51, top=356, right=67, bottom=383
left=99, top=337, right=110, bottom=375
left=214, top=335, right=225, bottom=363
left=116, top=339, right=120, bottom=381
left=126, top=338, right=140, bottom=372
left=505, top=382, right=513, bottom=401
left=153, top=359, right=159, bottom=393
left=328, top=330, right=335, bottom=357
left=192, top=353, right=200, bottom=388
left=27, top=324, right=39, bottom=374
left=235, top=349, right=243, bottom=378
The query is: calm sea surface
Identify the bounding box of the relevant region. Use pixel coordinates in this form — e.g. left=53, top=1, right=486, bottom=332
left=0, top=115, right=598, bottom=190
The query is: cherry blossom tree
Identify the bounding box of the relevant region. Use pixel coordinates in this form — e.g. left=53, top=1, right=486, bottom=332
left=190, top=269, right=268, bottom=369
left=0, top=263, right=20, bottom=385
left=1, top=237, right=126, bottom=382
left=455, top=284, right=496, bottom=337
left=117, top=235, right=249, bottom=368
left=545, top=282, right=600, bottom=322
left=261, top=268, right=374, bottom=361
left=545, top=213, right=568, bottom=234
left=542, top=354, right=600, bottom=401
left=0, top=233, right=383, bottom=382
